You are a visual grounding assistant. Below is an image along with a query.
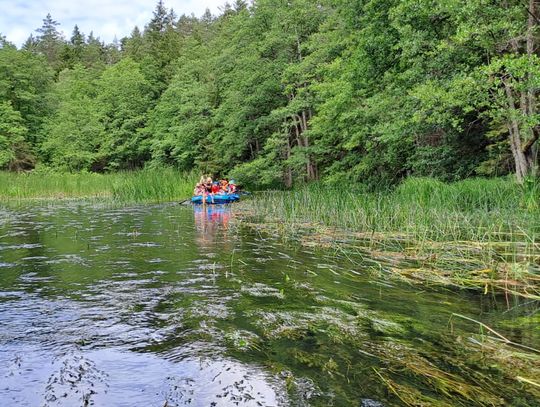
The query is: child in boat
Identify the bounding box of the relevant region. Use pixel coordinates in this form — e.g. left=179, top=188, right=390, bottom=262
left=211, top=181, right=220, bottom=194
left=204, top=177, right=213, bottom=194
left=229, top=180, right=237, bottom=193
left=220, top=179, right=229, bottom=193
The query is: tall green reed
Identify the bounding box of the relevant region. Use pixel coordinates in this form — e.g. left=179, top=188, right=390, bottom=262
left=110, top=169, right=198, bottom=202
left=0, top=169, right=198, bottom=203
left=248, top=177, right=539, bottom=243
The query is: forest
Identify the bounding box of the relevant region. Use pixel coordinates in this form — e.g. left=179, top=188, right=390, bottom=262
left=1, top=2, right=540, bottom=405
left=1, top=0, right=538, bottom=188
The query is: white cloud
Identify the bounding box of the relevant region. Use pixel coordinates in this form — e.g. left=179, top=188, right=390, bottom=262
left=0, top=0, right=226, bottom=46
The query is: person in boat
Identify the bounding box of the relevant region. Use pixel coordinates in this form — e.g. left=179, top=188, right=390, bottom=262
left=220, top=179, right=229, bottom=193
left=211, top=181, right=220, bottom=194
left=193, top=183, right=205, bottom=196
left=229, top=180, right=237, bottom=193
left=204, top=177, right=213, bottom=194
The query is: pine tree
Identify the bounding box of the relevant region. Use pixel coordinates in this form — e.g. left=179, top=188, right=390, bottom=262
left=22, top=34, right=39, bottom=52
left=70, top=25, right=85, bottom=47
left=83, top=31, right=106, bottom=70
left=147, top=0, right=174, bottom=35
left=122, top=26, right=144, bottom=61
left=34, top=13, right=65, bottom=71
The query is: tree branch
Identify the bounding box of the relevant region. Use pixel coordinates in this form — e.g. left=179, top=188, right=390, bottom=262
left=522, top=0, right=540, bottom=25
left=522, top=127, right=540, bottom=153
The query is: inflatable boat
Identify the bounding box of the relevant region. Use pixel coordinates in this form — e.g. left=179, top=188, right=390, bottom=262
left=191, top=193, right=240, bottom=204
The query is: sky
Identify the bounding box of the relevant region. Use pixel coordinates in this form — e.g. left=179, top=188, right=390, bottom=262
left=0, top=0, right=226, bottom=47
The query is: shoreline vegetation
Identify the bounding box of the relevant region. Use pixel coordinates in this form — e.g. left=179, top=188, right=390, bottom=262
left=0, top=169, right=197, bottom=202
left=236, top=177, right=540, bottom=300
left=2, top=171, right=538, bottom=300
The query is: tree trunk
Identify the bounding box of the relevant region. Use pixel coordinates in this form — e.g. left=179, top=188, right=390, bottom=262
left=504, top=81, right=531, bottom=182
left=525, top=0, right=539, bottom=175
left=299, top=110, right=318, bottom=180
left=284, top=135, right=293, bottom=188
left=502, top=4, right=540, bottom=181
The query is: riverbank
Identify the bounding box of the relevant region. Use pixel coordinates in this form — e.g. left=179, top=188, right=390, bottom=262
left=236, top=177, right=540, bottom=300
left=0, top=170, right=197, bottom=202
left=2, top=172, right=539, bottom=298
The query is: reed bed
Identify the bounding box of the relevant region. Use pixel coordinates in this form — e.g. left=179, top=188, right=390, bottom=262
left=110, top=169, right=197, bottom=202
left=240, top=177, right=540, bottom=297
left=248, top=177, right=539, bottom=242
left=0, top=171, right=112, bottom=199
left=0, top=169, right=197, bottom=202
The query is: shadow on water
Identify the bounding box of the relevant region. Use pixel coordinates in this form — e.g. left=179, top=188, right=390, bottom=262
left=0, top=202, right=538, bottom=406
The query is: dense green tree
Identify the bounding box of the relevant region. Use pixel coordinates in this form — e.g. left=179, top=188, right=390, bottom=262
left=139, top=1, right=184, bottom=95
left=0, top=101, right=33, bottom=170
left=0, top=44, right=53, bottom=147
left=41, top=65, right=102, bottom=171
left=0, top=0, right=538, bottom=183
left=148, top=49, right=214, bottom=171
left=96, top=58, right=152, bottom=169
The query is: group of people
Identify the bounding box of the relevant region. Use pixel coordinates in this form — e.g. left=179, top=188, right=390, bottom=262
left=193, top=176, right=237, bottom=196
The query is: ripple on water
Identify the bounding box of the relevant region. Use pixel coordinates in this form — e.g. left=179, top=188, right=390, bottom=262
left=2, top=201, right=533, bottom=406
left=241, top=283, right=285, bottom=299
left=0, top=231, right=28, bottom=238
left=0, top=262, right=15, bottom=268
left=0, top=243, right=43, bottom=251
left=18, top=273, right=55, bottom=283
left=147, top=258, right=167, bottom=263
left=129, top=242, right=162, bottom=248
left=20, top=256, right=49, bottom=261
left=45, top=254, right=88, bottom=266
left=0, top=291, right=23, bottom=301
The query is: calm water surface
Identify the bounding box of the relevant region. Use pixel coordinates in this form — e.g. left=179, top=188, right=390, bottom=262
left=0, top=202, right=538, bottom=406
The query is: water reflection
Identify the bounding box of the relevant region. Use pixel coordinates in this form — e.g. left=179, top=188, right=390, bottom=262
left=193, top=205, right=233, bottom=245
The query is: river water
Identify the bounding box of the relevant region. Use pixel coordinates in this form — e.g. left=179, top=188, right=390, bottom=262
left=0, top=202, right=538, bottom=406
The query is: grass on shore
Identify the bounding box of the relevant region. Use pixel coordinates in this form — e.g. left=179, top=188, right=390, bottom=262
left=0, top=169, right=197, bottom=202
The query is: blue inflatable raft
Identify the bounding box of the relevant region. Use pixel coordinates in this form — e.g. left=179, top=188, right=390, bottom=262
left=191, top=193, right=240, bottom=204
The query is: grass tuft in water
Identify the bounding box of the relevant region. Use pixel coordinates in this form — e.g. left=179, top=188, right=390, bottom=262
left=110, top=169, right=197, bottom=203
